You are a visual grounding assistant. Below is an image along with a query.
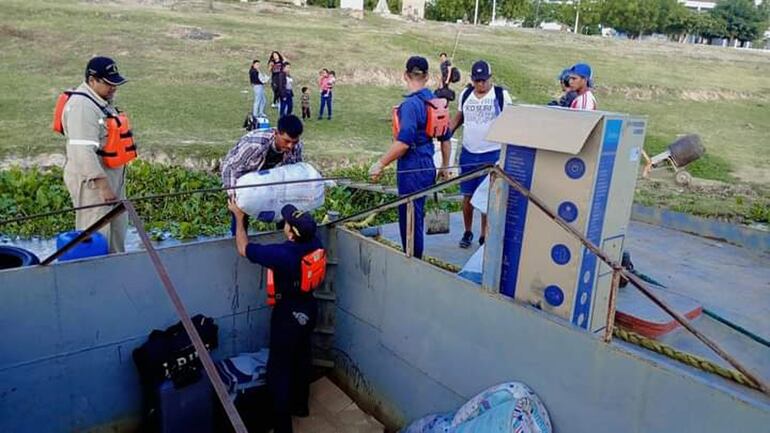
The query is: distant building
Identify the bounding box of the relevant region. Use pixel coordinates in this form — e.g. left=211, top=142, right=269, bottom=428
left=678, top=0, right=764, bottom=11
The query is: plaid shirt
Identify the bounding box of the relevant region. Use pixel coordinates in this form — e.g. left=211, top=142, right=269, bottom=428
left=221, top=128, right=303, bottom=191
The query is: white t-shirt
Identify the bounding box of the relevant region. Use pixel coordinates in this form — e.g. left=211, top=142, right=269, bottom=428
left=570, top=90, right=596, bottom=111
left=459, top=87, right=513, bottom=154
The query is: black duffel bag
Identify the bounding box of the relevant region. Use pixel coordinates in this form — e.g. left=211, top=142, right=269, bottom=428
left=132, top=314, right=219, bottom=388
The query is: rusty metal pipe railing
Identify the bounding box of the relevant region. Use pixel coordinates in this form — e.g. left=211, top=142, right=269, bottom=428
left=40, top=203, right=126, bottom=265
left=325, top=165, right=493, bottom=228
left=0, top=176, right=350, bottom=227
left=124, top=201, right=249, bottom=433
left=38, top=200, right=249, bottom=433
left=492, top=166, right=769, bottom=395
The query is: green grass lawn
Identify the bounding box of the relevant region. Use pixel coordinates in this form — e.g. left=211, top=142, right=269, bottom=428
left=0, top=0, right=768, bottom=223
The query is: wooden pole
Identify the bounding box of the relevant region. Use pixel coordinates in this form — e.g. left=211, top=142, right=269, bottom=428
left=406, top=199, right=415, bottom=257
left=604, top=270, right=621, bottom=343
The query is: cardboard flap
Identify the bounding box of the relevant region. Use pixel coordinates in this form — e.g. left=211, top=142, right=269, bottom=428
left=485, top=105, right=604, bottom=155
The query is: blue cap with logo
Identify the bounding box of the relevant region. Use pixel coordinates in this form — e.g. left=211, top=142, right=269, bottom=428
left=471, top=60, right=492, bottom=81
left=85, top=56, right=127, bottom=86
left=281, top=204, right=317, bottom=243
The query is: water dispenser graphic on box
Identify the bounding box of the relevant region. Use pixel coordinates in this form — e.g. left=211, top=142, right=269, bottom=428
left=482, top=106, right=647, bottom=333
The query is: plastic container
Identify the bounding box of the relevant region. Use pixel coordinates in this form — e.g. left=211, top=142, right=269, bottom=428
left=256, top=117, right=270, bottom=130
left=55, top=231, right=109, bottom=262
left=0, top=246, right=40, bottom=270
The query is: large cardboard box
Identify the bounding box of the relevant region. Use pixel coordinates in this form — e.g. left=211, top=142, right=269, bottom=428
left=481, top=105, right=647, bottom=333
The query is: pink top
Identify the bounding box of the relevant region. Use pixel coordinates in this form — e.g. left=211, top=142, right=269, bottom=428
left=318, top=76, right=331, bottom=92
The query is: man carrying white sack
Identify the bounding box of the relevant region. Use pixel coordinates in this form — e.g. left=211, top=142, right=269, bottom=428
left=221, top=114, right=305, bottom=234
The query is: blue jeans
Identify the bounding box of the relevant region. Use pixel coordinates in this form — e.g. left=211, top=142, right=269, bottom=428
left=319, top=91, right=332, bottom=119
left=397, top=154, right=436, bottom=259
left=252, top=85, right=266, bottom=117
left=280, top=90, right=294, bottom=117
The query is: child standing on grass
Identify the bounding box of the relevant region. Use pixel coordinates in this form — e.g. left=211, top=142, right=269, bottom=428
left=301, top=86, right=311, bottom=120
left=328, top=71, right=336, bottom=119
left=318, top=69, right=332, bottom=120
left=279, top=62, right=294, bottom=118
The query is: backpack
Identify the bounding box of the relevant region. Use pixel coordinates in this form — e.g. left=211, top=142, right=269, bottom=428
left=132, top=314, right=219, bottom=388
left=449, top=67, right=461, bottom=83
left=460, top=85, right=506, bottom=114
left=243, top=114, right=257, bottom=131
left=392, top=97, right=450, bottom=140
left=435, top=86, right=456, bottom=102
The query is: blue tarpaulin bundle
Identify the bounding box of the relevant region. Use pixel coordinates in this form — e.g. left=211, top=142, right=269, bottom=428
left=402, top=382, right=552, bottom=433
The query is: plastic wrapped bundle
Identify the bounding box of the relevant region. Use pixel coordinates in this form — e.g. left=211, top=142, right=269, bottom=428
left=235, top=162, right=325, bottom=222
left=470, top=175, right=490, bottom=214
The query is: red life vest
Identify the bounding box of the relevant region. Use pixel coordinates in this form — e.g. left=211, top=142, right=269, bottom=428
left=266, top=248, right=327, bottom=307
left=391, top=97, right=450, bottom=140
left=53, top=91, right=137, bottom=169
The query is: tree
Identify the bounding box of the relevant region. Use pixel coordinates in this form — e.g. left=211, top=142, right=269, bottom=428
left=698, top=13, right=729, bottom=40
left=602, top=0, right=660, bottom=38
left=659, top=1, right=694, bottom=41
left=523, top=1, right=561, bottom=27
left=497, top=0, right=532, bottom=22
left=710, top=0, right=766, bottom=43
left=556, top=0, right=605, bottom=34
left=425, top=0, right=530, bottom=24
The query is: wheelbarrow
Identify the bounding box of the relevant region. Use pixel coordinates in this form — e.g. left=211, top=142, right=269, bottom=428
left=642, top=134, right=705, bottom=186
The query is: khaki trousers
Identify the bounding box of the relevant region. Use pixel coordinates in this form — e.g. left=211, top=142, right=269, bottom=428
left=63, top=167, right=127, bottom=253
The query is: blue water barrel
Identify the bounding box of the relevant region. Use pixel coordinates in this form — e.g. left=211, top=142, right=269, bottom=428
left=256, top=117, right=270, bottom=130
left=56, top=231, right=108, bottom=262
left=0, top=246, right=40, bottom=270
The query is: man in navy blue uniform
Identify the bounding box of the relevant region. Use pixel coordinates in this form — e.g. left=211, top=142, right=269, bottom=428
left=369, top=56, right=440, bottom=259
left=229, top=201, right=322, bottom=433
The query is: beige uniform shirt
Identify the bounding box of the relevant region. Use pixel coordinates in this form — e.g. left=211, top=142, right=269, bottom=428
left=62, top=83, right=124, bottom=182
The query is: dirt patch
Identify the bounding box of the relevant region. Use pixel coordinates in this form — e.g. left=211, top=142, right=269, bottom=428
left=733, top=165, right=770, bottom=185
left=679, top=89, right=763, bottom=102
left=342, top=67, right=441, bottom=88
left=0, top=24, right=34, bottom=40
left=167, top=25, right=221, bottom=41
left=598, top=85, right=767, bottom=102
left=0, top=153, right=66, bottom=171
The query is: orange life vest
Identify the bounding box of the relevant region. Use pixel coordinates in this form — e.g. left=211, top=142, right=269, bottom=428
left=266, top=248, right=327, bottom=307
left=392, top=97, right=450, bottom=140
left=53, top=91, right=137, bottom=169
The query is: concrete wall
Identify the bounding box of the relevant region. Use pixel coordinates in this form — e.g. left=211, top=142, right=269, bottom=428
left=331, top=229, right=770, bottom=432
left=0, top=236, right=275, bottom=433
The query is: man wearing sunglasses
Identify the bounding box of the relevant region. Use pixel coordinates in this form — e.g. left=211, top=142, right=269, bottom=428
left=450, top=60, right=512, bottom=249
left=567, top=63, right=596, bottom=111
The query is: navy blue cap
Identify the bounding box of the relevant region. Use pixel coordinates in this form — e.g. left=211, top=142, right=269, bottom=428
left=281, top=204, right=317, bottom=242
left=471, top=60, right=491, bottom=81
left=568, top=63, right=592, bottom=80
left=405, top=56, right=429, bottom=74
left=85, top=56, right=127, bottom=86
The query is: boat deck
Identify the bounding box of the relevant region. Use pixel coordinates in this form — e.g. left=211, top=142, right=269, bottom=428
left=380, top=211, right=770, bottom=383
left=300, top=377, right=384, bottom=433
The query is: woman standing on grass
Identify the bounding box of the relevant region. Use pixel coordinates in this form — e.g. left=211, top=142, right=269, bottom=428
left=268, top=51, right=285, bottom=109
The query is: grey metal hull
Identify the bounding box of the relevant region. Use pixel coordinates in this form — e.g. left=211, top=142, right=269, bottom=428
left=0, top=228, right=768, bottom=432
